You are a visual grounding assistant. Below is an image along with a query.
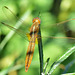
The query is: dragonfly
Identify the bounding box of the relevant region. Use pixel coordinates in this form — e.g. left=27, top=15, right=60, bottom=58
left=1, top=17, right=41, bottom=72
left=1, top=6, right=75, bottom=72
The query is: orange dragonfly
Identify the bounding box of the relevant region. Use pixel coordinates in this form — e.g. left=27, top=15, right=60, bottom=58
left=1, top=6, right=75, bottom=72
left=1, top=17, right=41, bottom=72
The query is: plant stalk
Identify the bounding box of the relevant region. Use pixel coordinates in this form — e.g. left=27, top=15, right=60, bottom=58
left=38, top=24, right=43, bottom=75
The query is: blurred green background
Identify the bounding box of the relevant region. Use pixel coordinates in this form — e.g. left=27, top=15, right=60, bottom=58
left=0, top=0, right=75, bottom=75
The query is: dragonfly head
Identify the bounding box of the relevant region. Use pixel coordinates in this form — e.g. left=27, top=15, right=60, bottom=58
left=32, top=17, right=41, bottom=24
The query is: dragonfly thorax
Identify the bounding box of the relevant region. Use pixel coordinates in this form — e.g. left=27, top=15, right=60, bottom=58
left=32, top=17, right=41, bottom=24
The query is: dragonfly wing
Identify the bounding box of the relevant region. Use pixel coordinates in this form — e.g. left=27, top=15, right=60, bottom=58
left=1, top=22, right=29, bottom=41
left=2, top=6, right=17, bottom=25
left=41, top=18, right=75, bottom=40
left=2, top=6, right=31, bottom=41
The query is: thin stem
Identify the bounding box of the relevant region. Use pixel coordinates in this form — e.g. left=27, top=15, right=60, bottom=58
left=38, top=24, right=43, bottom=75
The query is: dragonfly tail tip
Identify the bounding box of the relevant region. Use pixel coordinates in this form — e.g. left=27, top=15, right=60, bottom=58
left=25, top=67, right=28, bottom=72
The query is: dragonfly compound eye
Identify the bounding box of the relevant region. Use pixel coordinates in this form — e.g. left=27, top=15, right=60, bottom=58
left=32, top=17, right=41, bottom=24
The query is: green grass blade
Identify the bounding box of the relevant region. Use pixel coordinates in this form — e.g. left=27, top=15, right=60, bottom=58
left=48, top=46, right=75, bottom=75
left=61, top=73, right=75, bottom=75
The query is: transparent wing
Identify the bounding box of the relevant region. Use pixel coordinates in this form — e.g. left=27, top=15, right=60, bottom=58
left=40, top=13, right=75, bottom=47
left=1, top=22, right=29, bottom=41
left=2, top=6, right=31, bottom=41
left=41, top=18, right=75, bottom=39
